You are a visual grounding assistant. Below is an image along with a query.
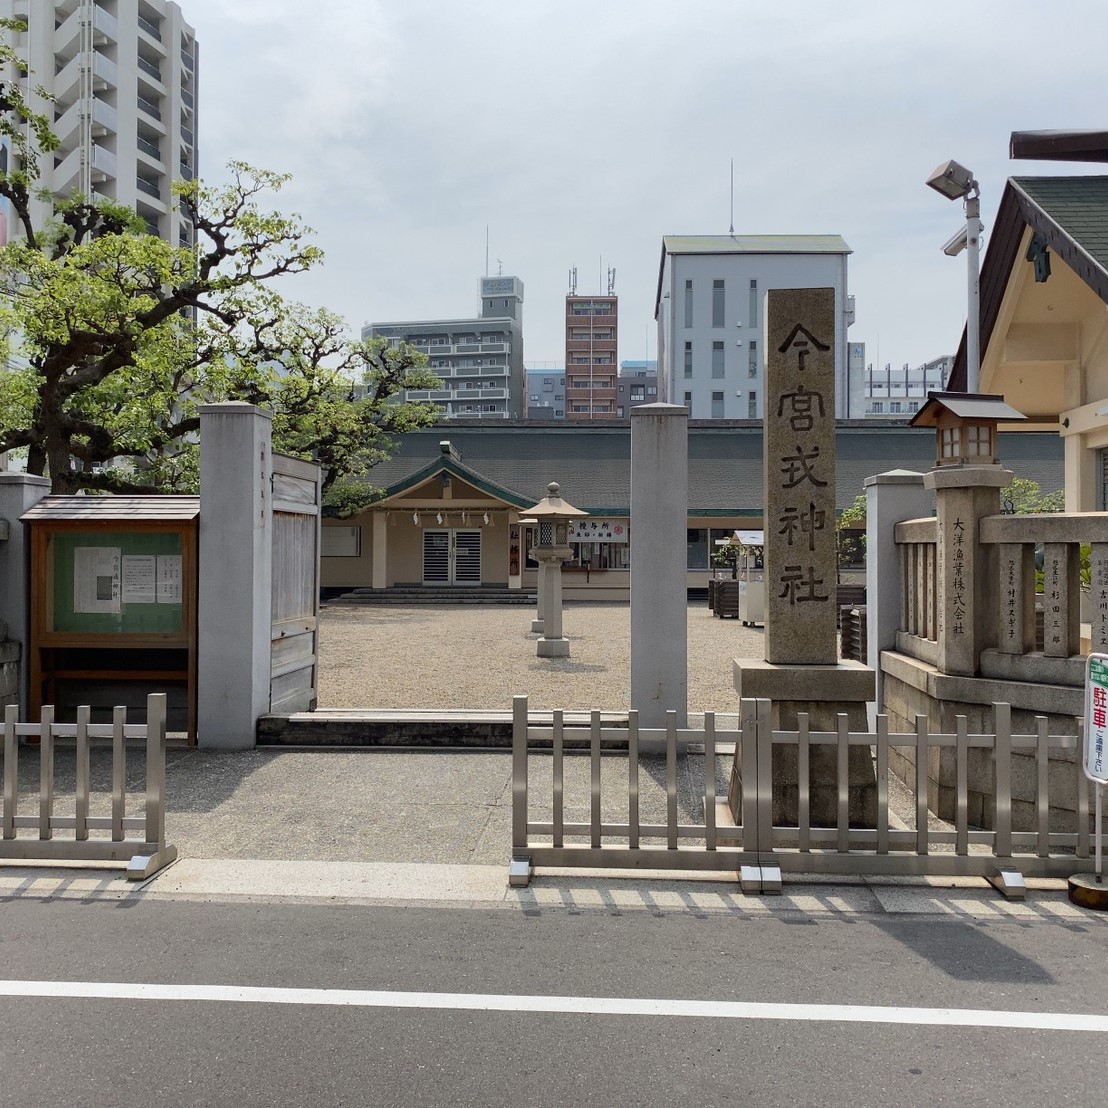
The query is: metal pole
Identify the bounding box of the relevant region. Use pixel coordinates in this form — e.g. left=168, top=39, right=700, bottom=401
left=1097, top=784, right=1103, bottom=883
left=965, top=194, right=981, bottom=394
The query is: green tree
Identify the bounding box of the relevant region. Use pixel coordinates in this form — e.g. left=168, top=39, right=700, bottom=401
left=1001, top=477, right=1065, bottom=514
left=0, top=19, right=440, bottom=496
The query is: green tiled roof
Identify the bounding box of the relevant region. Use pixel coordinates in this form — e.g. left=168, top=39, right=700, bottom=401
left=1011, top=176, right=1108, bottom=276
left=367, top=423, right=1063, bottom=515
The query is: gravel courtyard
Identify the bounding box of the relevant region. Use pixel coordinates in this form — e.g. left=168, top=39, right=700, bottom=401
left=317, top=601, right=766, bottom=715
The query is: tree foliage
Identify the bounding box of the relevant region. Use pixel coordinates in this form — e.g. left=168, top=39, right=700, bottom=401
left=0, top=20, right=440, bottom=497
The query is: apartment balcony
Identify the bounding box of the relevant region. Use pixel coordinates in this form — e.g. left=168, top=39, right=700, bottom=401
left=137, top=55, right=164, bottom=86
left=137, top=134, right=163, bottom=165
left=137, top=13, right=163, bottom=43
left=454, top=388, right=508, bottom=401
left=137, top=94, right=165, bottom=129
left=53, top=4, right=118, bottom=64
left=181, top=47, right=195, bottom=71
left=90, top=143, right=116, bottom=183
left=565, top=339, right=617, bottom=354
left=51, top=142, right=116, bottom=193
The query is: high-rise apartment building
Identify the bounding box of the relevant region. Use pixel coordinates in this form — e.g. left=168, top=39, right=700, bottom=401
left=655, top=235, right=859, bottom=419
left=1, top=0, right=198, bottom=248
left=565, top=293, right=618, bottom=419
left=366, top=276, right=526, bottom=420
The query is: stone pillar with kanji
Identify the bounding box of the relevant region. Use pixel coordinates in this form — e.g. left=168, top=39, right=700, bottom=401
left=729, top=287, right=876, bottom=827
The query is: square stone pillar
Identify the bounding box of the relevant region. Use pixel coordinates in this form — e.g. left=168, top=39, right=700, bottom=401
left=630, top=403, right=688, bottom=728
left=197, top=403, right=274, bottom=749
left=371, top=512, right=388, bottom=590
left=864, top=470, right=932, bottom=715
left=924, top=465, right=1011, bottom=677
left=0, top=474, right=51, bottom=714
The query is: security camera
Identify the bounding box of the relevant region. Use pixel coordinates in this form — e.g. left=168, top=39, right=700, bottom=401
left=942, top=226, right=969, bottom=256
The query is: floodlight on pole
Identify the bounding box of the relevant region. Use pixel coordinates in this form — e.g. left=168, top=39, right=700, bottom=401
left=926, top=159, right=982, bottom=394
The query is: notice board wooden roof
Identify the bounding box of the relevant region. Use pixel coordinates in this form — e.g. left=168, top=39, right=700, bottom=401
left=21, top=495, right=201, bottom=523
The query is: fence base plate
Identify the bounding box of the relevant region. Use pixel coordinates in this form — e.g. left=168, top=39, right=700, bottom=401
left=126, top=845, right=178, bottom=881
left=739, top=864, right=782, bottom=895
left=986, top=866, right=1026, bottom=901
left=508, top=857, right=533, bottom=888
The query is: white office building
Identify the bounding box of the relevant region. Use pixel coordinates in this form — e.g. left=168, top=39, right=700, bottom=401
left=366, top=277, right=526, bottom=420
left=1, top=0, right=198, bottom=248
left=864, top=356, right=953, bottom=418
left=655, top=235, right=859, bottom=419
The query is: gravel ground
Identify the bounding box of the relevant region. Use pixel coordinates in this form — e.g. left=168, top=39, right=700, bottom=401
left=318, top=601, right=767, bottom=715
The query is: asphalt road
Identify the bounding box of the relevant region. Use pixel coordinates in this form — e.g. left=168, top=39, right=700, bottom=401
left=2, top=896, right=1107, bottom=1107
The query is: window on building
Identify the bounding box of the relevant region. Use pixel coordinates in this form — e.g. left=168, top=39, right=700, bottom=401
left=908, top=401, right=919, bottom=412
left=712, top=279, right=725, bottom=328
left=890, top=401, right=902, bottom=414
left=748, top=339, right=758, bottom=377
left=711, top=391, right=725, bottom=418
left=748, top=279, right=758, bottom=327
left=871, top=402, right=883, bottom=413
left=687, top=528, right=709, bottom=569
left=617, top=406, right=624, bottom=417
left=684, top=279, right=693, bottom=327
left=647, top=386, right=657, bottom=396
left=711, top=341, right=725, bottom=378
left=683, top=390, right=692, bottom=412
left=748, top=390, right=757, bottom=419
left=683, top=341, right=692, bottom=378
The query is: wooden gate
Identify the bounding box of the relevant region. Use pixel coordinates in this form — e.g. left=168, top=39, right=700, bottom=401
left=270, top=454, right=321, bottom=714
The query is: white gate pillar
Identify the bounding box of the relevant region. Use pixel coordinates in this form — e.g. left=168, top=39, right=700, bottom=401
left=630, top=403, right=688, bottom=729
left=0, top=473, right=51, bottom=714
left=864, top=469, right=932, bottom=717
left=197, top=403, right=274, bottom=750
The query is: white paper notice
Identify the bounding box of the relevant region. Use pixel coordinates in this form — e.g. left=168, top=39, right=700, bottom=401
left=73, top=546, right=121, bottom=614
left=156, top=555, right=183, bottom=604
left=121, top=554, right=157, bottom=604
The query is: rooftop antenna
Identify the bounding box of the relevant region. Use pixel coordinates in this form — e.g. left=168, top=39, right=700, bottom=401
left=607, top=266, right=616, bottom=295
left=497, top=258, right=503, bottom=277
left=729, top=158, right=735, bottom=234
left=569, top=266, right=577, bottom=295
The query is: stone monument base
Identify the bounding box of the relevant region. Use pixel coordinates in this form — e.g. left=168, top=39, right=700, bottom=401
left=537, top=637, right=569, bottom=658
left=728, top=658, right=877, bottom=828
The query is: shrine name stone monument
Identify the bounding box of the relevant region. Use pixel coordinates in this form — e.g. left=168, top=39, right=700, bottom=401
left=729, top=287, right=877, bottom=826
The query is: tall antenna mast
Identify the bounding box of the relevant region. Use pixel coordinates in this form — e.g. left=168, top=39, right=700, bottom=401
left=569, top=267, right=577, bottom=295
left=729, top=158, right=735, bottom=234
left=607, top=266, right=616, bottom=295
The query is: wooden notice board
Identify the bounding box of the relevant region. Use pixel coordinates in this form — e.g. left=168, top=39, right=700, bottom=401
left=23, top=496, right=200, bottom=743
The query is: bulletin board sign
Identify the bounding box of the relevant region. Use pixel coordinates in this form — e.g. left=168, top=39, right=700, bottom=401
left=22, top=495, right=200, bottom=741
left=48, top=529, right=185, bottom=635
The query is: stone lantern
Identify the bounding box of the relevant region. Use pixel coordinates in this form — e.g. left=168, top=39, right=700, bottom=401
left=909, top=391, right=1025, bottom=467
left=526, top=482, right=587, bottom=658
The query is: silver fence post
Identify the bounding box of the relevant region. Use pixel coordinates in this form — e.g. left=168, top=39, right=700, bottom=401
left=509, top=695, right=532, bottom=887
left=145, top=693, right=167, bottom=848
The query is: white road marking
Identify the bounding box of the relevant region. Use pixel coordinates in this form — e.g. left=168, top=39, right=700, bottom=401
left=0, top=980, right=1105, bottom=1032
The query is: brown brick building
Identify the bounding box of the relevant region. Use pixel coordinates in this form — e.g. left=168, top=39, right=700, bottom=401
left=565, top=295, right=618, bottom=418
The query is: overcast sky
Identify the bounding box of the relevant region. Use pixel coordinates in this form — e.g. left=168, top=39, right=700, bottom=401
left=186, top=0, right=1108, bottom=372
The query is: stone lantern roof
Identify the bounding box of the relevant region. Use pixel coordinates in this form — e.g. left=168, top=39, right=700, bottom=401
left=909, top=392, right=1027, bottom=427
left=525, top=482, right=588, bottom=521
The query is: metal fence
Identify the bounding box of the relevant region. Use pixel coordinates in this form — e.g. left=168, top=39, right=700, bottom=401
left=510, top=695, right=1099, bottom=898
left=2, top=693, right=177, bottom=879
